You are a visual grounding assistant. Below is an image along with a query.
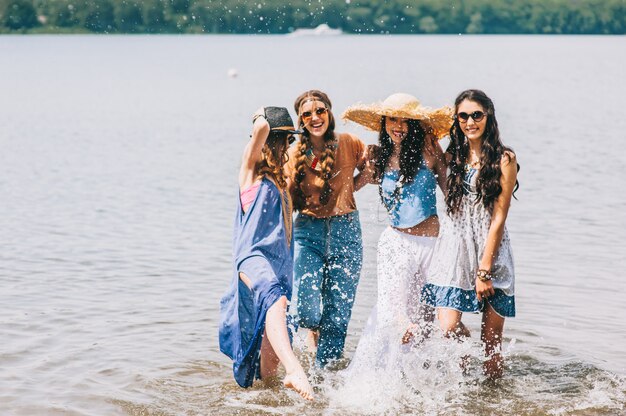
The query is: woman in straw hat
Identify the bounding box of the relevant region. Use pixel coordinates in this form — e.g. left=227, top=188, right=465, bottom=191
left=285, top=90, right=367, bottom=368
left=341, top=93, right=451, bottom=374
left=219, top=107, right=313, bottom=400
left=421, top=89, right=519, bottom=379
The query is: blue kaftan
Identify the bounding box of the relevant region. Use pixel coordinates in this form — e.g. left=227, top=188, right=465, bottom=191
left=219, top=177, right=294, bottom=387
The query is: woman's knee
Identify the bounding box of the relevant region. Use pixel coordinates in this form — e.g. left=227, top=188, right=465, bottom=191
left=320, top=312, right=350, bottom=338
left=438, top=309, right=466, bottom=337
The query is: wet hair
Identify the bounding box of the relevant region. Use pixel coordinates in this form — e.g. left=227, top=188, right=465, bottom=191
left=373, top=117, right=426, bottom=204
left=256, top=134, right=289, bottom=189
left=446, top=89, right=519, bottom=214
left=292, top=90, right=337, bottom=210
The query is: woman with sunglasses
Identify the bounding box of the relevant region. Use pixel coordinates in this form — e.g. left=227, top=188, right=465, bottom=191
left=422, top=89, right=519, bottom=379
left=340, top=93, right=451, bottom=375
left=285, top=90, right=366, bottom=368
left=219, top=107, right=314, bottom=400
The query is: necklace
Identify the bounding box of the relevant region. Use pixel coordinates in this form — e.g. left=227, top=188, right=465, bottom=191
left=304, top=141, right=338, bottom=172
left=465, top=158, right=481, bottom=171
left=304, top=148, right=322, bottom=172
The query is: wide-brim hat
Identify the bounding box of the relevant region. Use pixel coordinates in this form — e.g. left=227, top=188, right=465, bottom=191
left=264, top=106, right=303, bottom=135
left=342, top=93, right=453, bottom=139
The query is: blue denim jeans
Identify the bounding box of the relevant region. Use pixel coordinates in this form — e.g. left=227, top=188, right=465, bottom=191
left=292, top=211, right=363, bottom=367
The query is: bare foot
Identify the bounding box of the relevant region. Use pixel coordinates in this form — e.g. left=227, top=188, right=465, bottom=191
left=305, top=330, right=319, bottom=353
left=283, top=367, right=315, bottom=401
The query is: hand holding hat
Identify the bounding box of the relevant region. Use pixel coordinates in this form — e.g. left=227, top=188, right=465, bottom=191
left=253, top=106, right=303, bottom=135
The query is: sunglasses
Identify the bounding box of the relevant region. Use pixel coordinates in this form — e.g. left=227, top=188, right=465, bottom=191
left=456, top=111, right=486, bottom=123
left=300, top=107, right=328, bottom=122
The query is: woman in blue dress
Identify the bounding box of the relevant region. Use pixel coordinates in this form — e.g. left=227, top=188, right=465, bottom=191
left=422, top=89, right=519, bottom=379
left=219, top=107, right=314, bottom=400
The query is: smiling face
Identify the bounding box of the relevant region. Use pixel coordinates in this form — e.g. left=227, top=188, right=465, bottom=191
left=385, top=116, right=409, bottom=146
left=299, top=100, right=329, bottom=138
left=457, top=99, right=487, bottom=142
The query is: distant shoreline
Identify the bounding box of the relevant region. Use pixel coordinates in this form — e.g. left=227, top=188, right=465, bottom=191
left=1, top=0, right=624, bottom=36
left=1, top=32, right=624, bottom=36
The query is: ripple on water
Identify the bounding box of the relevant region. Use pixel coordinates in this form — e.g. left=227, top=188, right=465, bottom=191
left=108, top=336, right=626, bottom=416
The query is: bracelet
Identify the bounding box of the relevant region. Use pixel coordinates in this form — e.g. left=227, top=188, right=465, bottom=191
left=252, top=113, right=266, bottom=124
left=476, top=269, right=492, bottom=282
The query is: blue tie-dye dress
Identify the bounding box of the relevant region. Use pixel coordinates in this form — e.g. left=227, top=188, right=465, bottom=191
left=219, top=177, right=294, bottom=388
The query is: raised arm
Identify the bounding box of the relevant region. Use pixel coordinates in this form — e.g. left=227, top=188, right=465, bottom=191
left=475, top=152, right=518, bottom=301
left=239, top=109, right=270, bottom=190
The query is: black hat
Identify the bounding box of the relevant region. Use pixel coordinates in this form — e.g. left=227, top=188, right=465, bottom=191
left=263, top=106, right=303, bottom=135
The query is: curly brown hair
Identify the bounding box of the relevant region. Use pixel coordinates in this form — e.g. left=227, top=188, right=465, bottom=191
left=292, top=90, right=337, bottom=210
left=372, top=117, right=427, bottom=207
left=256, top=133, right=289, bottom=189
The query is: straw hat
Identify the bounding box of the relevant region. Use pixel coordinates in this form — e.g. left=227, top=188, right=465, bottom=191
left=342, top=93, right=453, bottom=139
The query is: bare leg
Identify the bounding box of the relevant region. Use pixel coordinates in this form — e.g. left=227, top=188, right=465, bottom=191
left=259, top=328, right=281, bottom=380
left=481, top=303, right=505, bottom=379
left=437, top=308, right=470, bottom=339
left=305, top=329, right=319, bottom=353
left=438, top=308, right=471, bottom=373
left=239, top=273, right=314, bottom=400
left=264, top=296, right=314, bottom=400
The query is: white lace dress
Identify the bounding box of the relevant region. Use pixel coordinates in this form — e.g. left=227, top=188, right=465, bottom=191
left=422, top=167, right=516, bottom=317
left=342, top=227, right=436, bottom=377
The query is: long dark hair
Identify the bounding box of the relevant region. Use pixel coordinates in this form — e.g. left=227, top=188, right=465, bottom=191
left=373, top=117, right=426, bottom=204
left=292, top=90, right=337, bottom=210
left=446, top=89, right=519, bottom=214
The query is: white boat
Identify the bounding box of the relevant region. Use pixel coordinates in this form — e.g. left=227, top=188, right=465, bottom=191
left=288, top=24, right=342, bottom=37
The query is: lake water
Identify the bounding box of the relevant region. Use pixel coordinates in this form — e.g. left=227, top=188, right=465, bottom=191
left=1, top=35, right=625, bottom=415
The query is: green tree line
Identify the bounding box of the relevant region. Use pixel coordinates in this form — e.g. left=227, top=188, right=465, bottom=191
left=1, top=0, right=624, bottom=34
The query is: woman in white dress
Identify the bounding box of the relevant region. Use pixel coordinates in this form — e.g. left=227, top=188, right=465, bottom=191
left=341, top=93, right=452, bottom=375
left=421, top=89, right=519, bottom=379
